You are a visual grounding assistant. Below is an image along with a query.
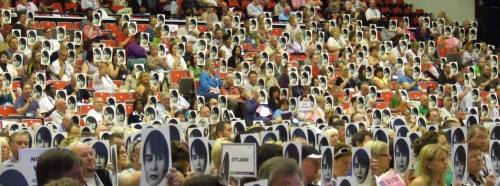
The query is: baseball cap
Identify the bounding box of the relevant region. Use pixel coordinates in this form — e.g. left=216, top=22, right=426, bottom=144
left=302, top=145, right=321, bottom=159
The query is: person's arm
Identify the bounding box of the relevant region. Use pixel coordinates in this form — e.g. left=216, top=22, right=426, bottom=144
left=199, top=73, right=211, bottom=93
left=458, top=85, right=469, bottom=100
left=52, top=61, right=66, bottom=80
left=15, top=97, right=34, bottom=115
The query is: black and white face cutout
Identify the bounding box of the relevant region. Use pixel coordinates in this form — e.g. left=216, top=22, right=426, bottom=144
left=289, top=97, right=297, bottom=112
left=103, top=47, right=112, bottom=62
left=12, top=53, right=23, bottom=69
left=103, top=106, right=115, bottom=123
left=491, top=140, right=500, bottom=177
left=144, top=106, right=156, bottom=121
left=389, top=19, right=397, bottom=31
left=250, top=18, right=257, bottom=31
left=128, top=22, right=137, bottom=35
left=352, top=148, right=370, bottom=184
left=489, top=93, right=498, bottom=106
left=85, top=116, right=97, bottom=129
left=2, top=10, right=11, bottom=24
left=394, top=137, right=411, bottom=173
left=188, top=17, right=197, bottom=30
left=35, top=126, right=52, bottom=148
left=453, top=144, right=467, bottom=182
left=92, top=12, right=101, bottom=26
left=56, top=26, right=66, bottom=41
left=197, top=52, right=205, bottom=66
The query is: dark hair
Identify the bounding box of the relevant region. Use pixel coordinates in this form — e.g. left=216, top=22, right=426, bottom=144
left=35, top=148, right=82, bottom=185
left=171, top=141, right=189, bottom=173
left=183, top=175, right=224, bottom=186
left=216, top=121, right=230, bottom=138
left=257, top=143, right=283, bottom=170
left=351, top=129, right=371, bottom=147
left=412, top=130, right=445, bottom=156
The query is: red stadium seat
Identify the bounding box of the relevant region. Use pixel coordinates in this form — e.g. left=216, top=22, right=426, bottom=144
left=64, top=2, right=77, bottom=11
left=170, top=70, right=189, bottom=85
left=79, top=105, right=94, bottom=115
left=375, top=102, right=390, bottom=109
left=114, top=92, right=136, bottom=103
left=58, top=22, right=75, bottom=30
left=242, top=43, right=254, bottom=51
left=415, top=8, right=424, bottom=15
left=22, top=119, right=43, bottom=126
left=197, top=25, right=208, bottom=33
left=105, top=23, right=119, bottom=32
left=94, top=92, right=112, bottom=102
left=40, top=21, right=57, bottom=29
left=379, top=91, right=394, bottom=102
left=52, top=3, right=64, bottom=12
left=384, top=0, right=394, bottom=5
left=271, top=28, right=282, bottom=36
left=126, top=104, right=134, bottom=115
left=12, top=80, right=21, bottom=90
left=408, top=91, right=425, bottom=100
left=111, top=5, right=124, bottom=12
left=48, top=80, right=68, bottom=89
left=381, top=6, right=391, bottom=14
left=0, top=106, right=17, bottom=117
left=228, top=0, right=240, bottom=8
left=102, top=40, right=117, bottom=47
left=137, top=24, right=149, bottom=32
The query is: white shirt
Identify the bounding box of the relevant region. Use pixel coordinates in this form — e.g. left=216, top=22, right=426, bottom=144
left=38, top=95, right=55, bottom=114
left=84, top=173, right=104, bottom=186
left=219, top=44, right=232, bottom=60
left=92, top=73, right=116, bottom=92
left=87, top=109, right=103, bottom=125
left=365, top=8, right=381, bottom=21
left=49, top=110, right=65, bottom=128
left=50, top=60, right=74, bottom=81
left=0, top=64, right=19, bottom=79
left=16, top=2, right=38, bottom=12
left=166, top=54, right=187, bottom=70
left=81, top=0, right=100, bottom=10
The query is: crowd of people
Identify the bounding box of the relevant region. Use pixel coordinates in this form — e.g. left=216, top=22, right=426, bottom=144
left=0, top=0, right=499, bottom=185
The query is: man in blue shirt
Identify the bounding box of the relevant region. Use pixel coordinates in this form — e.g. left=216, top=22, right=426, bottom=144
left=398, top=66, right=419, bottom=91
left=15, top=84, right=41, bottom=118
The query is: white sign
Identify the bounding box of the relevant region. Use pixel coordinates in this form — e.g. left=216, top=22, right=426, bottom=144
left=221, top=143, right=257, bottom=178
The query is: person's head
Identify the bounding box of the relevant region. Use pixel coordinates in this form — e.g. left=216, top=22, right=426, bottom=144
left=331, top=120, right=346, bottom=143
left=416, top=144, right=449, bottom=184
left=351, top=129, right=372, bottom=147
left=36, top=148, right=84, bottom=185
left=468, top=125, right=489, bottom=153
left=143, top=130, right=169, bottom=185
left=413, top=131, right=448, bottom=156
left=110, top=132, right=124, bottom=147
left=257, top=143, right=283, bottom=170
left=333, top=143, right=352, bottom=177
left=8, top=37, right=18, bottom=51
left=70, top=143, right=96, bottom=176
left=190, top=139, right=208, bottom=174
left=93, top=97, right=105, bottom=112
left=301, top=146, right=321, bottom=183
left=67, top=123, right=81, bottom=138
left=426, top=109, right=440, bottom=124
left=248, top=71, right=258, bottom=85
left=9, top=131, right=30, bottom=160
left=467, top=144, right=484, bottom=175
left=216, top=121, right=232, bottom=139
left=55, top=99, right=67, bottom=113
left=0, top=137, right=9, bottom=162
left=322, top=128, right=338, bottom=146
left=258, top=157, right=304, bottom=186
left=367, top=141, right=391, bottom=175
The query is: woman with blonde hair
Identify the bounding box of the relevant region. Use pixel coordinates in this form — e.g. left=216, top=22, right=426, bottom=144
left=410, top=144, right=449, bottom=186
